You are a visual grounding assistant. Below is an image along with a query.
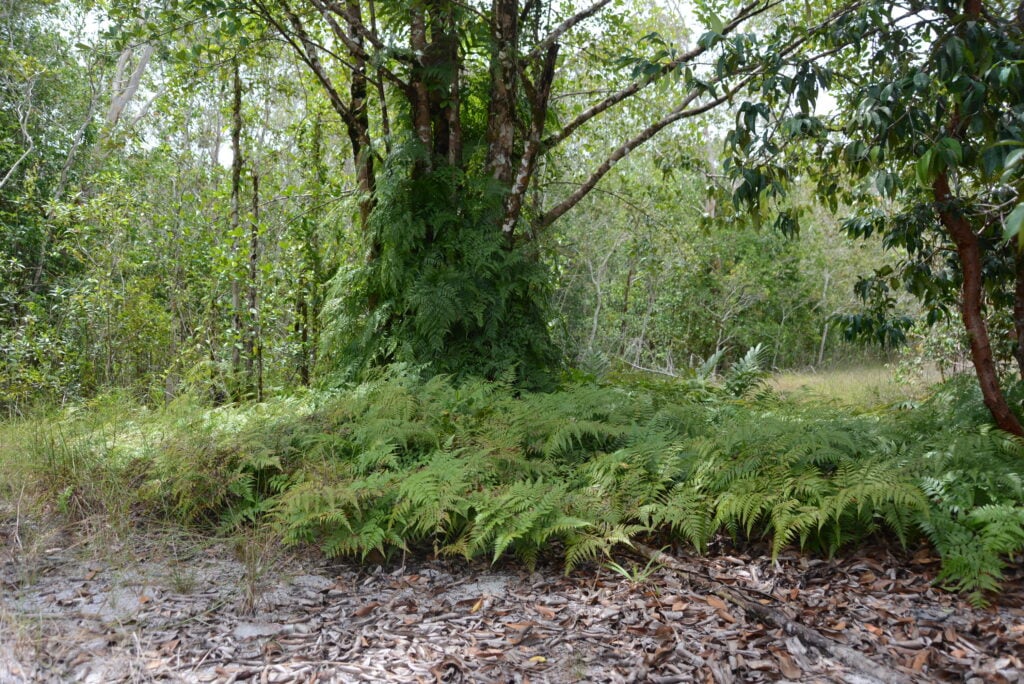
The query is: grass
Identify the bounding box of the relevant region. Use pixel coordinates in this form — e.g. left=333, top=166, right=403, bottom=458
left=770, top=363, right=942, bottom=408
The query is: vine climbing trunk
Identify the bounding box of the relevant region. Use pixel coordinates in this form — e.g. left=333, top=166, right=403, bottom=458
left=935, top=172, right=1023, bottom=436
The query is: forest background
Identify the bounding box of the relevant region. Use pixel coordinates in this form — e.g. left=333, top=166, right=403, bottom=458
left=2, top=0, right=1024, bottom=606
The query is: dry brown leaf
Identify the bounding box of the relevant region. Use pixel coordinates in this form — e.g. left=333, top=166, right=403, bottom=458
left=159, top=638, right=180, bottom=654
left=705, top=596, right=728, bottom=612
left=911, top=649, right=929, bottom=672
left=652, top=624, right=674, bottom=641
left=534, top=605, right=558, bottom=619
left=506, top=621, right=534, bottom=630
left=774, top=652, right=802, bottom=679
left=354, top=601, right=379, bottom=617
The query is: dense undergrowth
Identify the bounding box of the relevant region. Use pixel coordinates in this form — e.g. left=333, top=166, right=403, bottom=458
left=2, top=365, right=1023, bottom=607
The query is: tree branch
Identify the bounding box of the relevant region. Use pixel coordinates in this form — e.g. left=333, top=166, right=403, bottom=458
left=502, top=42, right=559, bottom=241
left=258, top=0, right=357, bottom=131
left=538, top=75, right=756, bottom=230
left=0, top=78, right=36, bottom=192
left=105, top=44, right=155, bottom=128
left=537, top=0, right=857, bottom=231
left=543, top=0, right=774, bottom=151
left=527, top=0, right=613, bottom=61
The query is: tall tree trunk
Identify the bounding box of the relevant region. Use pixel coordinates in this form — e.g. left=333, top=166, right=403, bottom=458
left=230, top=61, right=244, bottom=387
left=248, top=171, right=263, bottom=401
left=409, top=5, right=434, bottom=166
left=345, top=0, right=376, bottom=236
left=367, top=0, right=392, bottom=155
left=296, top=293, right=310, bottom=386
left=618, top=263, right=635, bottom=355
left=932, top=0, right=1023, bottom=434
left=1014, top=250, right=1024, bottom=381
left=935, top=172, right=1023, bottom=435
left=486, top=0, right=518, bottom=184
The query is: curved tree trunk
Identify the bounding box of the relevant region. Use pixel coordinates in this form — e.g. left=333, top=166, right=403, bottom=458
left=935, top=172, right=1023, bottom=436
left=1014, top=250, right=1024, bottom=381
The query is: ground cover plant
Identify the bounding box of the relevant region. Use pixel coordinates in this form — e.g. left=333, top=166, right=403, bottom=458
left=4, top=364, right=1023, bottom=608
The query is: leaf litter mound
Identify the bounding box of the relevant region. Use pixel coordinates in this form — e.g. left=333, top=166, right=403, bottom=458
left=1, top=516, right=1021, bottom=683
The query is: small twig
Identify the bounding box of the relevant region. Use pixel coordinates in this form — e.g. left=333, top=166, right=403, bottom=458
left=13, top=484, right=26, bottom=552
left=615, top=358, right=680, bottom=378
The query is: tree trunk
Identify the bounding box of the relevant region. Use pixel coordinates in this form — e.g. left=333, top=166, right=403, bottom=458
left=618, top=263, right=635, bottom=355
left=229, top=62, right=244, bottom=386
left=935, top=172, right=1023, bottom=435
left=345, top=0, right=376, bottom=236
left=296, top=293, right=310, bottom=386
left=486, top=0, right=518, bottom=184
left=1014, top=250, right=1024, bottom=382
left=248, top=171, right=263, bottom=401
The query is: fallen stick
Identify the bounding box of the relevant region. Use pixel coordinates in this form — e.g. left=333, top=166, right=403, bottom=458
left=634, top=544, right=913, bottom=684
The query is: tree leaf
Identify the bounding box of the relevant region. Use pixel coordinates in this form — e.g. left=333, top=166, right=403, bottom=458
left=940, top=137, right=963, bottom=165
left=708, top=13, right=724, bottom=34
left=1004, top=204, right=1024, bottom=246
left=1002, top=148, right=1024, bottom=179
left=915, top=150, right=934, bottom=186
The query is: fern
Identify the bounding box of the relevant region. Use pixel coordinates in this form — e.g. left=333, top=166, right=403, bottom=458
left=724, top=344, right=771, bottom=398
left=392, top=449, right=478, bottom=541
left=461, top=480, right=589, bottom=565
left=919, top=504, right=1024, bottom=606
left=127, top=369, right=1024, bottom=604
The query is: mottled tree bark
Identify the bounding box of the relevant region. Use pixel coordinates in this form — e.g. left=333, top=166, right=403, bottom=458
left=486, top=0, right=518, bottom=185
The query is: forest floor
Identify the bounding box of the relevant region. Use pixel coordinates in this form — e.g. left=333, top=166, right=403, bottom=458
left=1, top=504, right=1022, bottom=684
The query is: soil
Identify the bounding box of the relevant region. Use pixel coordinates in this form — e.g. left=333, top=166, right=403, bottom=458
left=1, top=508, right=1022, bottom=683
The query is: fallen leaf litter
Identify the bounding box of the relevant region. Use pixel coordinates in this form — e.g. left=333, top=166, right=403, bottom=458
left=1, top=527, right=1021, bottom=683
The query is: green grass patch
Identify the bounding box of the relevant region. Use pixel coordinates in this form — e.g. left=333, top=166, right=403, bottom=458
left=770, top=363, right=940, bottom=408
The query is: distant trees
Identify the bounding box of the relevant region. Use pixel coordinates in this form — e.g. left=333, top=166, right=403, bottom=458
left=0, top=0, right=97, bottom=407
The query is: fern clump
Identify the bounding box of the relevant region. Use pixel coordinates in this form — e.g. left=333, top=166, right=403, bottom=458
left=320, top=158, right=559, bottom=388
left=80, top=366, right=1022, bottom=604
left=909, top=425, right=1024, bottom=605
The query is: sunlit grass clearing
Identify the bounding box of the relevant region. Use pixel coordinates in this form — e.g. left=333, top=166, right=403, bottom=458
left=770, top=364, right=943, bottom=408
